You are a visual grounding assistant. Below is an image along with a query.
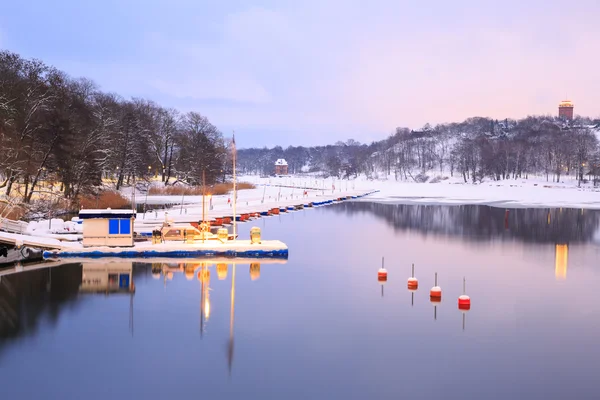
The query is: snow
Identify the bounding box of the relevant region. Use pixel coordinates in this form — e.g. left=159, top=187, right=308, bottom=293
left=79, top=209, right=134, bottom=215
left=241, top=174, right=600, bottom=210
left=131, top=183, right=373, bottom=231
left=26, top=219, right=83, bottom=240
left=0, top=230, right=63, bottom=248
left=43, top=256, right=288, bottom=265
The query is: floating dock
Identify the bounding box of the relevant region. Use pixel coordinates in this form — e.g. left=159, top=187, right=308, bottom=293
left=134, top=190, right=379, bottom=232
left=42, top=240, right=288, bottom=260
left=1, top=188, right=379, bottom=262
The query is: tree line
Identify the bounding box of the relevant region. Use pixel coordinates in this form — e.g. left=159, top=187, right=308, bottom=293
left=238, top=116, right=600, bottom=186
left=0, top=50, right=229, bottom=205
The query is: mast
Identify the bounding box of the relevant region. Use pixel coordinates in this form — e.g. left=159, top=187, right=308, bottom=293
left=232, top=132, right=237, bottom=241
left=202, top=169, right=206, bottom=243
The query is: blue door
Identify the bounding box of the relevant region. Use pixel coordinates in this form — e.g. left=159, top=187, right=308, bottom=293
left=119, top=274, right=130, bottom=288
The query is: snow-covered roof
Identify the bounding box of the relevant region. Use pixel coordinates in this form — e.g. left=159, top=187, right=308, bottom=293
left=275, top=159, right=288, bottom=166
left=79, top=209, right=135, bottom=219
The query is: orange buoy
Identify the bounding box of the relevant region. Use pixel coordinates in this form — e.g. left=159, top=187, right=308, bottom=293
left=458, top=277, right=471, bottom=309
left=430, top=272, right=442, bottom=299
left=407, top=263, right=418, bottom=289
left=378, top=257, right=387, bottom=297
left=378, top=257, right=388, bottom=282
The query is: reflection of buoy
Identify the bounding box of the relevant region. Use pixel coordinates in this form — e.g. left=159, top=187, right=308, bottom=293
left=378, top=257, right=388, bottom=282
left=407, top=263, right=418, bottom=289
left=430, top=272, right=442, bottom=299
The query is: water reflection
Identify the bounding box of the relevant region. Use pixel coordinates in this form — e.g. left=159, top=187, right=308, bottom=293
left=0, top=263, right=82, bottom=342
left=0, top=259, right=268, bottom=376
left=555, top=244, right=568, bottom=280
left=1, top=205, right=600, bottom=399
left=333, top=202, right=600, bottom=244
left=80, top=262, right=135, bottom=293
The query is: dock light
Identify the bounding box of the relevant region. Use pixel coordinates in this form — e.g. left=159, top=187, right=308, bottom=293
left=217, top=228, right=228, bottom=242
left=250, top=227, right=261, bottom=244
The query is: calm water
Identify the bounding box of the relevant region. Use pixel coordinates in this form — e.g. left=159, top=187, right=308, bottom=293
left=2, top=203, right=600, bottom=399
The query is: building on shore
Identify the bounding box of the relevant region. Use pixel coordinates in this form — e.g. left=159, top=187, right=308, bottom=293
left=79, top=209, right=135, bottom=247
left=558, top=99, right=574, bottom=120
left=275, top=159, right=288, bottom=175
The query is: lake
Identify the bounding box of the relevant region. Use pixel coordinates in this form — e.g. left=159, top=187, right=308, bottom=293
left=2, top=203, right=600, bottom=399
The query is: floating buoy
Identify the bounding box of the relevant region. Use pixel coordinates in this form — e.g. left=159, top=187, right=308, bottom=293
left=458, top=277, right=471, bottom=310
left=430, top=272, right=442, bottom=299
left=407, top=263, right=418, bottom=289
left=378, top=257, right=387, bottom=297
left=378, top=257, right=388, bottom=282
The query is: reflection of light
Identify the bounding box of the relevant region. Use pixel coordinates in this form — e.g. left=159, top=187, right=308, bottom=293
left=555, top=244, right=568, bottom=280
left=250, top=263, right=260, bottom=281
left=217, top=263, right=228, bottom=280
left=204, top=293, right=211, bottom=320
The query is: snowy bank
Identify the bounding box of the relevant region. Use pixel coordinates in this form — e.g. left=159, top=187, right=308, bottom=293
left=242, top=174, right=600, bottom=210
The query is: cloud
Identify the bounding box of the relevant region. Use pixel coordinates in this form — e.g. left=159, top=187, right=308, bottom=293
left=150, top=77, right=271, bottom=104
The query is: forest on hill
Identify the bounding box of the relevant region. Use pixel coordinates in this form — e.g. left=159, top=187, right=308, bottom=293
left=237, top=116, right=600, bottom=186
left=2, top=49, right=600, bottom=214
left=0, top=50, right=229, bottom=207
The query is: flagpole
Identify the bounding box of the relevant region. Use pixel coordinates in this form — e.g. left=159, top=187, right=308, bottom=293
left=232, top=132, right=237, bottom=241
left=202, top=169, right=206, bottom=243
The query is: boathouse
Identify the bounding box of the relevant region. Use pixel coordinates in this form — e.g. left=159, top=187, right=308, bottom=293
left=275, top=159, right=288, bottom=175
left=79, top=208, right=135, bottom=247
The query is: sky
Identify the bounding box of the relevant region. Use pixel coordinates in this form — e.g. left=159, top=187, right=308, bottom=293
left=1, top=0, right=599, bottom=148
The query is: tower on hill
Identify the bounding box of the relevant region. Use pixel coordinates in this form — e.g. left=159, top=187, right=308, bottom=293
left=558, top=99, right=574, bottom=120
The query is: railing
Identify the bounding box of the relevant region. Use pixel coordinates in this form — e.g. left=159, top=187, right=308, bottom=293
left=0, top=218, right=29, bottom=234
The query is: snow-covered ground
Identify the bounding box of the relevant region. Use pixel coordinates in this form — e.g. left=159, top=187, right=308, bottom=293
left=242, top=174, right=600, bottom=209
left=17, top=171, right=600, bottom=240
